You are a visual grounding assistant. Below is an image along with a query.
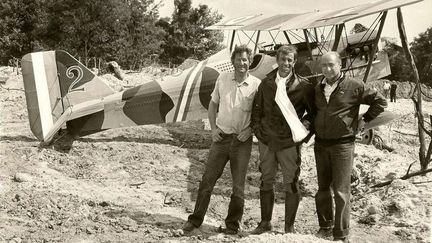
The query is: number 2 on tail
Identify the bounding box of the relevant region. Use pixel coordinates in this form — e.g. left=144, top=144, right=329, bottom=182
left=66, top=65, right=84, bottom=92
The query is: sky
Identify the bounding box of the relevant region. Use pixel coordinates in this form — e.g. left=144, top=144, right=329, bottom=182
left=158, top=0, right=432, bottom=45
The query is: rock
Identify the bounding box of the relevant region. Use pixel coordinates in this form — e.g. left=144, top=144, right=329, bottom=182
left=13, top=172, right=32, bottom=182
left=385, top=172, right=397, bottom=180
left=107, top=61, right=124, bottom=80
left=9, top=238, right=22, bottom=243
left=86, top=227, right=94, bottom=234
left=172, top=229, right=183, bottom=237
left=360, top=214, right=380, bottom=224
left=368, top=205, right=381, bottom=215
left=98, top=201, right=110, bottom=207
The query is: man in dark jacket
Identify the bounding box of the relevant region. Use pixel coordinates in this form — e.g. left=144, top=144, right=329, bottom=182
left=314, top=52, right=387, bottom=242
left=390, top=81, right=397, bottom=102
left=250, top=45, right=315, bottom=234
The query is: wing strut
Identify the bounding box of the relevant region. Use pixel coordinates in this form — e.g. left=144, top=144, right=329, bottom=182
left=332, top=24, right=344, bottom=51
left=303, top=29, right=314, bottom=60
left=230, top=30, right=236, bottom=51
left=283, top=31, right=292, bottom=44
left=254, top=31, right=261, bottom=55
left=362, top=11, right=387, bottom=82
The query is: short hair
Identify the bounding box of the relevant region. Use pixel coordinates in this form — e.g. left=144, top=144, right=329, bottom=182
left=276, top=45, right=298, bottom=60
left=231, top=44, right=253, bottom=63
left=324, top=51, right=342, bottom=64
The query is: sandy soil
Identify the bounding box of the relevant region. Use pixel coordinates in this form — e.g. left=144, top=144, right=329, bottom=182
left=0, top=67, right=431, bottom=243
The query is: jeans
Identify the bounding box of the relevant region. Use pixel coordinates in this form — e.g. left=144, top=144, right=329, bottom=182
left=314, top=140, right=354, bottom=238
left=188, top=134, right=252, bottom=231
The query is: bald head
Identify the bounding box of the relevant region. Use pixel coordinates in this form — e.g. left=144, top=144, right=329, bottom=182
left=321, top=51, right=342, bottom=82
left=322, top=52, right=341, bottom=65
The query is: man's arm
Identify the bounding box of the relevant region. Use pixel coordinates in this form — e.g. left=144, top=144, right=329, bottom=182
left=360, top=84, right=388, bottom=122
left=208, top=78, right=223, bottom=142
left=301, top=81, right=316, bottom=131
left=251, top=83, right=265, bottom=142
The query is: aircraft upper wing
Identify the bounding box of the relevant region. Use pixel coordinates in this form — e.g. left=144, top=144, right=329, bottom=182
left=206, top=0, right=422, bottom=31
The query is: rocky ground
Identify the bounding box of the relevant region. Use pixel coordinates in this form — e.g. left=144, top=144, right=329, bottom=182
left=0, top=66, right=431, bottom=243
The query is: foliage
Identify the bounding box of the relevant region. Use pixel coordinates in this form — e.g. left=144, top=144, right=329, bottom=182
left=0, top=0, right=165, bottom=69
left=350, top=23, right=368, bottom=34
left=0, top=0, right=48, bottom=64
left=410, top=27, right=432, bottom=87
left=382, top=28, right=432, bottom=87
left=383, top=38, right=413, bottom=82
left=42, top=0, right=165, bottom=69
left=158, top=0, right=224, bottom=64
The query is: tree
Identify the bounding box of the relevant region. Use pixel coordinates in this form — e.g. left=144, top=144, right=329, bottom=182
left=0, top=0, right=48, bottom=65
left=350, top=23, right=368, bottom=34
left=43, top=0, right=165, bottom=69
left=410, top=27, right=432, bottom=87
left=0, top=0, right=165, bottom=69
left=382, top=38, right=413, bottom=82
left=158, top=0, right=224, bottom=64
left=382, top=28, right=432, bottom=87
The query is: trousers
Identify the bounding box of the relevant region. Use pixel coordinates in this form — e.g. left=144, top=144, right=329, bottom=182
left=188, top=134, right=252, bottom=230
left=314, top=140, right=354, bottom=238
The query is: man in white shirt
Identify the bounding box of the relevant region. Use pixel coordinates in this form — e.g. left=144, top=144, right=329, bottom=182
left=182, top=45, right=261, bottom=235
left=383, top=81, right=390, bottom=98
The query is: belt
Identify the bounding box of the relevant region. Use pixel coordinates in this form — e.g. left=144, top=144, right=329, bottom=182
left=315, top=136, right=355, bottom=145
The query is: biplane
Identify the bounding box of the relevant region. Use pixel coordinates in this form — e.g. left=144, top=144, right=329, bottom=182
left=21, top=0, right=420, bottom=144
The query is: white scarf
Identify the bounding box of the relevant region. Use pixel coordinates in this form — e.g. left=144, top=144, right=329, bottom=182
left=274, top=72, right=309, bottom=142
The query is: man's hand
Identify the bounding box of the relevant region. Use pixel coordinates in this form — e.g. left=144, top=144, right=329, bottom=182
left=358, top=118, right=366, bottom=133
left=237, top=127, right=252, bottom=142
left=212, top=128, right=223, bottom=142
left=302, top=120, right=311, bottom=130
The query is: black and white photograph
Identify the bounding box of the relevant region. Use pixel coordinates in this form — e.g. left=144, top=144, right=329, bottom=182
left=0, top=0, right=431, bottom=242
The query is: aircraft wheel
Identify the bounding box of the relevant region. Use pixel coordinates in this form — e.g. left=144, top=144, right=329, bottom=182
left=358, top=129, right=374, bottom=145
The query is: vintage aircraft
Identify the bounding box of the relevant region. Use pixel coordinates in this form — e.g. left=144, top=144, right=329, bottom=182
left=21, top=0, right=420, bottom=144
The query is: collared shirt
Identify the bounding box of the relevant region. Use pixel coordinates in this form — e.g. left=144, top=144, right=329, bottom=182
left=322, top=73, right=343, bottom=103
left=211, top=72, right=261, bottom=134
left=383, top=83, right=391, bottom=90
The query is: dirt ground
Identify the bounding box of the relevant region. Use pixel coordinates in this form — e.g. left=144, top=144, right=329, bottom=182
left=1, top=67, right=431, bottom=243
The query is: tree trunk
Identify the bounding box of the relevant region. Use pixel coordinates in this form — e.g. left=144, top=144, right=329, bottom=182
left=397, top=8, right=428, bottom=170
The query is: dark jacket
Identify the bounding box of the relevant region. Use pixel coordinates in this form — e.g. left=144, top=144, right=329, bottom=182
left=251, top=70, right=315, bottom=151
left=314, top=75, right=387, bottom=141
left=390, top=83, right=397, bottom=93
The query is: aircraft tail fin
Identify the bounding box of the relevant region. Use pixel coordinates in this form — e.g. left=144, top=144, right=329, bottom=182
left=21, top=50, right=114, bottom=142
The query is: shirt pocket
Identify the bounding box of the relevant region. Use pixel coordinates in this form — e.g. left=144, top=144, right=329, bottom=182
left=240, top=95, right=254, bottom=112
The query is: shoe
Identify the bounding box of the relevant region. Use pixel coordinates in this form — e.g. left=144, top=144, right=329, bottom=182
left=250, top=221, right=272, bottom=235
left=316, top=227, right=332, bottom=238
left=333, top=237, right=350, bottom=243
left=285, top=224, right=296, bottom=233
left=218, top=226, right=238, bottom=235
left=182, top=221, right=196, bottom=232
left=250, top=190, right=274, bottom=235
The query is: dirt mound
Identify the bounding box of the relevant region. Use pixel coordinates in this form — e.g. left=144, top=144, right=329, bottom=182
left=100, top=70, right=155, bottom=92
